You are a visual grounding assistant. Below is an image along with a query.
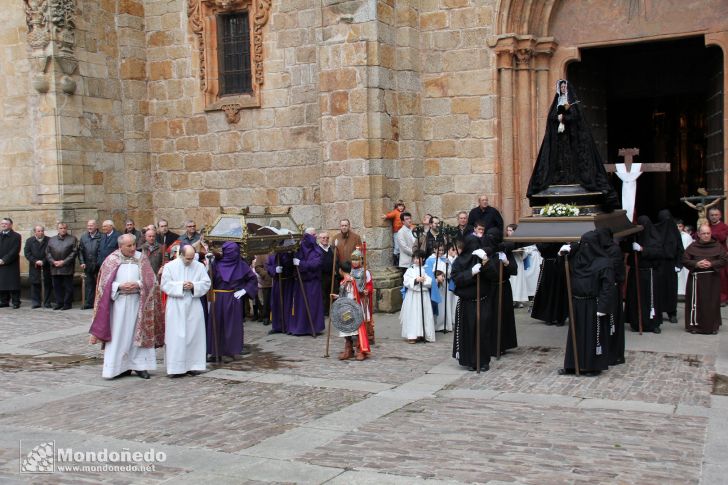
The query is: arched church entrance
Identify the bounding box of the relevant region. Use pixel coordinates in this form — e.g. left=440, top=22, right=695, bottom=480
left=491, top=0, right=728, bottom=226
left=568, top=37, right=724, bottom=225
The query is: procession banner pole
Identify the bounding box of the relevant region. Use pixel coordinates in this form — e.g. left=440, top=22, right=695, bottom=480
left=564, top=255, right=580, bottom=376
left=324, top=239, right=337, bottom=358
left=362, top=241, right=373, bottom=344
left=443, top=257, right=449, bottom=334
left=277, top=253, right=287, bottom=334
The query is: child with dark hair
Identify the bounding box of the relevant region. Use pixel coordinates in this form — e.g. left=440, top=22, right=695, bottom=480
left=400, top=249, right=435, bottom=343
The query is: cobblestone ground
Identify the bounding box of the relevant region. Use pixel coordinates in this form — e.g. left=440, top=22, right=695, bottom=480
left=0, top=303, right=724, bottom=484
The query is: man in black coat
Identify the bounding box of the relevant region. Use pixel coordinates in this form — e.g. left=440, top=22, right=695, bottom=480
left=46, top=222, right=78, bottom=310
left=97, top=220, right=121, bottom=267
left=467, top=195, right=503, bottom=233
left=317, top=231, right=336, bottom=316
left=0, top=217, right=22, bottom=308
left=24, top=225, right=53, bottom=308
left=78, top=219, right=102, bottom=309
left=155, top=218, right=180, bottom=247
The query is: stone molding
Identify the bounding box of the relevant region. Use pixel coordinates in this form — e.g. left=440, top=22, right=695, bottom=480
left=187, top=0, right=271, bottom=123
left=24, top=0, right=78, bottom=94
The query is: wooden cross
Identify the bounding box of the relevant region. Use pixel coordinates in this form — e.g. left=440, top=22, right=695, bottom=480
left=603, top=148, right=671, bottom=173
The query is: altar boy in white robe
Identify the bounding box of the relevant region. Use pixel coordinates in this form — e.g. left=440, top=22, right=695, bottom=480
left=401, top=250, right=436, bottom=343
left=161, top=244, right=211, bottom=377
left=89, top=234, right=163, bottom=379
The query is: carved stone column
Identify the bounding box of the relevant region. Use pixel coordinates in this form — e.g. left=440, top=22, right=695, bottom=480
left=24, top=0, right=78, bottom=94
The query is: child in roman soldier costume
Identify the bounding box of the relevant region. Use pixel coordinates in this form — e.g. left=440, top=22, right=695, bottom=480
left=332, top=258, right=371, bottom=361
left=350, top=246, right=375, bottom=345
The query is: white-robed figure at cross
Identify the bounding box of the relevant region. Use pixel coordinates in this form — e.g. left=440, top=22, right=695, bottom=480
left=605, top=148, right=670, bottom=222
left=161, top=244, right=211, bottom=377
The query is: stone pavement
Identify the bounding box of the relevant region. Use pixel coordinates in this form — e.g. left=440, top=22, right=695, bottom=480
left=0, top=300, right=726, bottom=484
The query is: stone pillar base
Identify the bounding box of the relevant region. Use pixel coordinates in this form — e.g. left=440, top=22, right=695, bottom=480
left=372, top=266, right=403, bottom=313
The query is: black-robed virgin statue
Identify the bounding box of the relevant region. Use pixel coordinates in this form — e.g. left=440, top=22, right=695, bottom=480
left=527, top=80, right=619, bottom=211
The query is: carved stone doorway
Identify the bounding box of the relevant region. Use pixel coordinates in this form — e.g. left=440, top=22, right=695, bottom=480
left=567, top=37, right=723, bottom=224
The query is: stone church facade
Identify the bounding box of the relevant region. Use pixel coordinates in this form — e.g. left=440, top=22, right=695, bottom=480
left=1, top=0, right=727, bottom=269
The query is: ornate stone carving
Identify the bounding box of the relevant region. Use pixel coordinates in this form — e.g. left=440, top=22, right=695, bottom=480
left=514, top=47, right=533, bottom=67
left=221, top=104, right=243, bottom=124
left=24, top=0, right=78, bottom=93
left=188, top=0, right=271, bottom=93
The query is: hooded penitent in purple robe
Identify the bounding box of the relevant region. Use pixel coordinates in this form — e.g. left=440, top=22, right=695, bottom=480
left=289, top=233, right=325, bottom=336
left=207, top=242, right=258, bottom=357
left=266, top=251, right=295, bottom=333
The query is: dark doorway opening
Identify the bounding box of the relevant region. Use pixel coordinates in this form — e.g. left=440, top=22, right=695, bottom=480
left=567, top=37, right=724, bottom=227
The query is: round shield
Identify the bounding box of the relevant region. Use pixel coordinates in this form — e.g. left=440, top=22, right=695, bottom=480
left=331, top=297, right=364, bottom=334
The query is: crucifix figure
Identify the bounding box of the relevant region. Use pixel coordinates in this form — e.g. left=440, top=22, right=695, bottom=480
left=604, top=148, right=670, bottom=222
left=681, top=190, right=726, bottom=228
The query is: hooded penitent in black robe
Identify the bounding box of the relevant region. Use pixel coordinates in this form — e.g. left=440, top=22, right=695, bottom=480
left=563, top=231, right=615, bottom=374
left=527, top=80, right=618, bottom=211
left=682, top=237, right=727, bottom=334
left=624, top=216, right=665, bottom=333
left=483, top=227, right=518, bottom=356
left=531, top=243, right=569, bottom=325
left=597, top=228, right=626, bottom=365
left=654, top=209, right=684, bottom=320
left=451, top=235, right=496, bottom=370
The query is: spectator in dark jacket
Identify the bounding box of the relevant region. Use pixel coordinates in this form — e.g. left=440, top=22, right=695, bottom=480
left=78, top=219, right=102, bottom=309
left=46, top=222, right=78, bottom=310
left=97, top=220, right=121, bottom=267
left=24, top=225, right=53, bottom=308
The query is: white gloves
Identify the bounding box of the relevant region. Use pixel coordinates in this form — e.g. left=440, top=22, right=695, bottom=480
left=674, top=266, right=681, bottom=272
left=596, top=312, right=606, bottom=317
left=497, top=252, right=507, bottom=262
left=233, top=289, right=246, bottom=299
left=275, top=266, right=283, bottom=274
left=471, top=263, right=482, bottom=275
left=293, top=258, right=300, bottom=266
left=472, top=249, right=486, bottom=260
left=559, top=244, right=571, bottom=254
left=632, top=242, right=642, bottom=251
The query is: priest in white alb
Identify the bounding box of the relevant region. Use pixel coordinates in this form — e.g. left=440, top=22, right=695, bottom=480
left=161, top=244, right=211, bottom=377
left=89, top=234, right=164, bottom=379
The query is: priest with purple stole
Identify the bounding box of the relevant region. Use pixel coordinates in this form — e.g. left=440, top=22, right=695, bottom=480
left=290, top=230, right=325, bottom=336
left=208, top=242, right=258, bottom=361
left=161, top=245, right=211, bottom=376
left=88, top=234, right=163, bottom=379
left=266, top=249, right=295, bottom=334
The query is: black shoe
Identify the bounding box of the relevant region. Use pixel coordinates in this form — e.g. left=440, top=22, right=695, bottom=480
left=116, top=370, right=132, bottom=378
left=262, top=320, right=271, bottom=326
left=557, top=368, right=575, bottom=375
left=186, top=370, right=201, bottom=376
left=480, top=364, right=490, bottom=371
left=554, top=321, right=565, bottom=327
left=240, top=348, right=251, bottom=356
left=582, top=371, right=602, bottom=377
left=12, top=303, right=20, bottom=309
left=135, top=370, right=150, bottom=379
left=0, top=303, right=9, bottom=308
left=44, top=303, right=53, bottom=309
left=267, top=329, right=281, bottom=335
left=669, top=315, right=678, bottom=324
left=61, top=306, right=71, bottom=310
left=169, top=373, right=185, bottom=378
left=653, top=327, right=661, bottom=334
left=53, top=305, right=63, bottom=310
left=468, top=366, right=477, bottom=371
left=206, top=355, right=221, bottom=363
left=31, top=304, right=41, bottom=309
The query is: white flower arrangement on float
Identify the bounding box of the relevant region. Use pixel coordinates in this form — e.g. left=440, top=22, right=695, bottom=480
left=540, top=203, right=580, bottom=217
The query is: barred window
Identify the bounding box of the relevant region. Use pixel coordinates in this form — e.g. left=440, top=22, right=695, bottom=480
left=217, top=12, right=252, bottom=96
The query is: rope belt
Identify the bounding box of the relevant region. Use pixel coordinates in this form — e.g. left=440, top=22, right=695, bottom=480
left=689, top=271, right=712, bottom=327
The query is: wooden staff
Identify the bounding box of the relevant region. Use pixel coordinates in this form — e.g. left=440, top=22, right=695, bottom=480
left=476, top=263, right=482, bottom=374
left=443, top=257, right=449, bottom=334
left=418, top=256, right=426, bottom=343
left=564, top=254, right=580, bottom=376
left=207, top=261, right=221, bottom=364
left=362, top=241, right=373, bottom=343
left=276, top=253, right=287, bottom=334
left=81, top=273, right=86, bottom=309
left=294, top=262, right=316, bottom=338
left=496, top=259, right=504, bottom=360
left=324, top=239, right=338, bottom=357
left=633, top=251, right=644, bottom=335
